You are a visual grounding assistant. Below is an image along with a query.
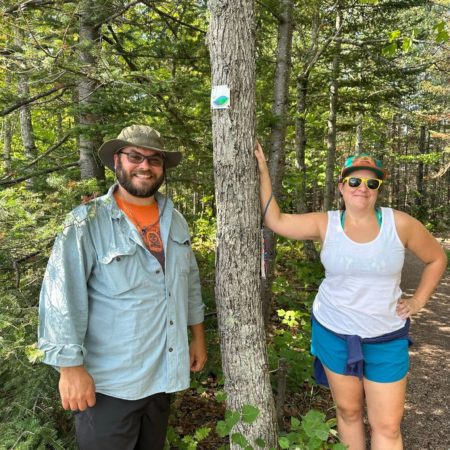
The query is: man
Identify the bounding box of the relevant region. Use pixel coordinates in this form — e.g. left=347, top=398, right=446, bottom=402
left=38, top=125, right=206, bottom=450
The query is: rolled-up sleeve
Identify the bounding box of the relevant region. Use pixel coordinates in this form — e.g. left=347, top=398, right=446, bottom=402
left=38, top=210, right=95, bottom=367
left=187, top=247, right=204, bottom=326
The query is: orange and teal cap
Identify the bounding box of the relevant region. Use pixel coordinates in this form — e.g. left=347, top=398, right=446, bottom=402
left=340, top=154, right=387, bottom=180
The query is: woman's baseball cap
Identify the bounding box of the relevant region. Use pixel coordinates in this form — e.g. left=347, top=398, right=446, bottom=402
left=340, top=154, right=388, bottom=180
left=98, top=125, right=182, bottom=170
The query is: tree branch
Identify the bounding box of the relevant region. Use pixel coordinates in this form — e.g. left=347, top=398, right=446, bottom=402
left=0, top=84, right=74, bottom=117
left=93, top=0, right=141, bottom=29
left=0, top=162, right=79, bottom=187
left=3, top=0, right=73, bottom=14
left=2, top=133, right=72, bottom=181
left=140, top=1, right=206, bottom=34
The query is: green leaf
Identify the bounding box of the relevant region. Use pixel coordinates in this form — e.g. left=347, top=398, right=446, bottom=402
left=402, top=37, right=412, bottom=52
left=436, top=30, right=449, bottom=44
left=278, top=436, right=290, bottom=449
left=389, top=30, right=401, bottom=42
left=225, top=410, right=241, bottom=428
left=315, top=429, right=331, bottom=441
left=215, top=390, right=227, bottom=402
left=332, top=444, right=349, bottom=450
left=231, top=432, right=249, bottom=448
left=241, top=405, right=259, bottom=423
left=216, top=420, right=231, bottom=438
left=25, top=344, right=45, bottom=364
left=433, top=21, right=445, bottom=32
left=194, top=427, right=211, bottom=441
left=382, top=42, right=397, bottom=57
left=255, top=437, right=266, bottom=448
left=291, top=416, right=301, bottom=431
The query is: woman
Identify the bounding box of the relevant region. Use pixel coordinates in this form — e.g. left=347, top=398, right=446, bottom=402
left=255, top=143, right=447, bottom=450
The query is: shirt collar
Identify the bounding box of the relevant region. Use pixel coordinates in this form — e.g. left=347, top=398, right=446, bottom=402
left=103, top=183, right=174, bottom=224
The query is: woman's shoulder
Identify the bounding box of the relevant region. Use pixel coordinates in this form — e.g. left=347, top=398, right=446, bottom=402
left=391, top=208, right=429, bottom=246
left=391, top=208, right=419, bottom=228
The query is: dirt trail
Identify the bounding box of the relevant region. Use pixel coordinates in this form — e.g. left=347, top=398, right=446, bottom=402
left=400, top=238, right=449, bottom=450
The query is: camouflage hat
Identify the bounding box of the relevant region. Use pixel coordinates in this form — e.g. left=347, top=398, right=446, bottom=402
left=98, top=125, right=182, bottom=170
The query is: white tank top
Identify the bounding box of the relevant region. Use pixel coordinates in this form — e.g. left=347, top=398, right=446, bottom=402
left=312, top=207, right=405, bottom=338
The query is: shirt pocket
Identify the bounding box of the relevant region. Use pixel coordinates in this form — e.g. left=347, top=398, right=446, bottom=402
left=97, top=244, right=139, bottom=296
left=169, top=228, right=191, bottom=275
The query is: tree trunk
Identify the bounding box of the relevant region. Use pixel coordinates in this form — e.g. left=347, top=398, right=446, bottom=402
left=323, top=7, right=342, bottom=211
left=295, top=75, right=309, bottom=214
left=355, top=112, right=363, bottom=154
left=208, top=1, right=278, bottom=448
left=2, top=115, right=13, bottom=173
left=78, top=0, right=105, bottom=180
left=261, top=0, right=294, bottom=328
left=15, top=29, right=37, bottom=189
left=416, top=125, right=427, bottom=218
left=294, top=74, right=318, bottom=261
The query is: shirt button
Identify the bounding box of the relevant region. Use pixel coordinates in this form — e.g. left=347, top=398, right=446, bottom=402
left=168, top=347, right=173, bottom=352
left=169, top=320, right=174, bottom=325
left=168, top=292, right=171, bottom=297
left=116, top=257, right=121, bottom=262
left=156, top=269, right=160, bottom=274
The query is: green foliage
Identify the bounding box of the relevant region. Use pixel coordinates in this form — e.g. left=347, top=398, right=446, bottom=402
left=166, top=425, right=212, bottom=450
left=278, top=411, right=347, bottom=450
left=0, top=179, right=105, bottom=449
left=169, top=426, right=212, bottom=450
left=0, top=0, right=448, bottom=448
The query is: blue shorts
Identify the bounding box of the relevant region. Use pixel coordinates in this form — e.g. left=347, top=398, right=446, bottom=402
left=311, top=319, right=409, bottom=383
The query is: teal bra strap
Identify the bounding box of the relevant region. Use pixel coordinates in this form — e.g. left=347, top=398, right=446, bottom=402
left=340, top=207, right=382, bottom=229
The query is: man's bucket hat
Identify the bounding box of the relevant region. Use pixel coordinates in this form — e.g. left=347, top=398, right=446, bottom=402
left=98, top=125, right=182, bottom=170
left=340, top=154, right=388, bottom=180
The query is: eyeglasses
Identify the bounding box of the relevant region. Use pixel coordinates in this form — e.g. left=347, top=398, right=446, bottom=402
left=342, top=176, right=383, bottom=190
left=118, top=151, right=164, bottom=167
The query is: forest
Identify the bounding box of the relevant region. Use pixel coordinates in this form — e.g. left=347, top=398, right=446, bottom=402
left=0, top=0, right=449, bottom=449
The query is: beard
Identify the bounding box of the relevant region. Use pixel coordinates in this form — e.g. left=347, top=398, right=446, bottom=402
left=115, top=158, right=165, bottom=198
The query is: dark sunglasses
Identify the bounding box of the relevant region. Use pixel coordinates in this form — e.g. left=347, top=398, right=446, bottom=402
left=118, top=151, right=165, bottom=167
left=342, top=176, right=383, bottom=190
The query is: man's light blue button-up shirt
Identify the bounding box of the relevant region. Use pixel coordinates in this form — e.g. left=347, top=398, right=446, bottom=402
left=38, top=185, right=204, bottom=400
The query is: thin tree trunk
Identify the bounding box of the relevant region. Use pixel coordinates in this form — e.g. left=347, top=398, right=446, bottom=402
left=15, top=28, right=38, bottom=189
left=416, top=125, right=427, bottom=217
left=294, top=74, right=318, bottom=261
left=323, top=7, right=342, bottom=211
left=355, top=112, right=363, bottom=154
left=78, top=0, right=104, bottom=180
left=295, top=75, right=309, bottom=214
left=208, top=1, right=277, bottom=448
left=262, top=0, right=294, bottom=328
left=18, top=75, right=38, bottom=190
left=2, top=116, right=13, bottom=173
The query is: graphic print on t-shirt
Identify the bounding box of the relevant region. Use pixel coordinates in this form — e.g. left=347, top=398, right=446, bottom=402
left=114, top=193, right=165, bottom=269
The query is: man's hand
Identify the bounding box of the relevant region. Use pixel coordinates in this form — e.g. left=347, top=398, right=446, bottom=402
left=189, top=323, right=207, bottom=372
left=59, top=366, right=96, bottom=411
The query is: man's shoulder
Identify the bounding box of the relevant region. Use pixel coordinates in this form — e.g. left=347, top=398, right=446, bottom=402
left=171, top=207, right=188, bottom=226
left=64, top=193, right=112, bottom=228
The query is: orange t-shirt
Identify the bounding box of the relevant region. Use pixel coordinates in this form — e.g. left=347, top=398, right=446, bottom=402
left=114, top=193, right=165, bottom=269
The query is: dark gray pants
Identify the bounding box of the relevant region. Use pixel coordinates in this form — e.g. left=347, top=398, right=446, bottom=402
left=75, top=392, right=170, bottom=450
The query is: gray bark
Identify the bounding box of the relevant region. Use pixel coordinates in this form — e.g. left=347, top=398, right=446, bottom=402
left=207, top=1, right=278, bottom=448
left=323, top=7, right=342, bottom=212
left=2, top=116, right=13, bottom=172
left=262, top=0, right=294, bottom=328
left=78, top=0, right=104, bottom=180
left=355, top=113, right=363, bottom=154
left=15, top=29, right=38, bottom=189
left=295, top=75, right=309, bottom=214
left=416, top=125, right=427, bottom=214
left=294, top=74, right=318, bottom=262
